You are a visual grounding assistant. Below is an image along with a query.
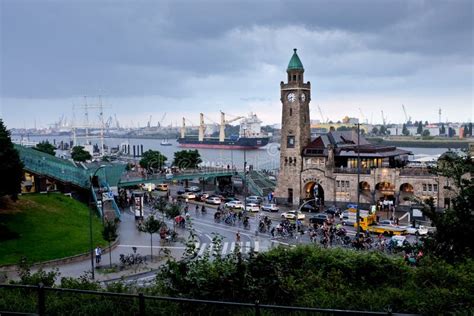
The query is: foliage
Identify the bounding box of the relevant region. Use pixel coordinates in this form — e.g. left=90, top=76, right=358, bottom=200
left=102, top=218, right=119, bottom=268
left=139, top=150, right=167, bottom=172
left=1, top=246, right=473, bottom=314
left=422, top=150, right=474, bottom=262
left=13, top=257, right=60, bottom=287
left=0, top=119, right=24, bottom=202
left=422, top=129, right=430, bottom=137
left=137, top=214, right=164, bottom=261
left=71, top=146, right=92, bottom=162
left=417, top=121, right=423, bottom=134
left=164, top=202, right=181, bottom=232
left=440, top=123, right=446, bottom=135
left=0, top=193, right=105, bottom=265
left=33, top=141, right=56, bottom=156
left=152, top=245, right=474, bottom=314
left=173, top=149, right=202, bottom=169
left=402, top=123, right=409, bottom=136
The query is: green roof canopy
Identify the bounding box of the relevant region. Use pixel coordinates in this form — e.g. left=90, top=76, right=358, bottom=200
left=287, top=48, right=304, bottom=71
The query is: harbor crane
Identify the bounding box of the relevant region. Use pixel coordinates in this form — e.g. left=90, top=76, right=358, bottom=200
left=157, top=113, right=167, bottom=128
left=147, top=115, right=153, bottom=128
left=317, top=104, right=328, bottom=123
left=381, top=110, right=387, bottom=126
left=402, top=104, right=412, bottom=124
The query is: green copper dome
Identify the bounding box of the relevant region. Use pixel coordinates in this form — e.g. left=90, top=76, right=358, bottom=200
left=287, top=48, right=304, bottom=71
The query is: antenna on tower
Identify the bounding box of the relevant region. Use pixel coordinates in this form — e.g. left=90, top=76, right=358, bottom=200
left=438, top=108, right=442, bottom=124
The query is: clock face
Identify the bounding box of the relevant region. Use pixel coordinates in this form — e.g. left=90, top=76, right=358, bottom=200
left=300, top=93, right=306, bottom=102
left=287, top=92, right=296, bottom=102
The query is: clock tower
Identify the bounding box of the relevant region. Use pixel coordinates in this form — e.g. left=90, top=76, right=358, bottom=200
left=275, top=49, right=311, bottom=205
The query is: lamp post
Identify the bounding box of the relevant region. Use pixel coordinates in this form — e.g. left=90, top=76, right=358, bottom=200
left=356, top=123, right=361, bottom=235
left=243, top=128, right=247, bottom=213
left=89, top=165, right=106, bottom=280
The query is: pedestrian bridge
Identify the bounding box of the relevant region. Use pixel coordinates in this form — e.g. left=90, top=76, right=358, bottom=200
left=15, top=144, right=123, bottom=219
left=16, top=144, right=276, bottom=198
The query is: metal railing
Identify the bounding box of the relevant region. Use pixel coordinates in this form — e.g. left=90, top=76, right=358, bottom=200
left=0, top=284, right=411, bottom=316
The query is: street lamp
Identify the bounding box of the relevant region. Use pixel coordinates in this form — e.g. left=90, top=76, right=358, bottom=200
left=243, top=128, right=247, bottom=213
left=89, top=164, right=106, bottom=280
left=356, top=123, right=361, bottom=235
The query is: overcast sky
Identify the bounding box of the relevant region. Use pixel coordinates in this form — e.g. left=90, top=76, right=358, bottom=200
left=1, top=0, right=473, bottom=128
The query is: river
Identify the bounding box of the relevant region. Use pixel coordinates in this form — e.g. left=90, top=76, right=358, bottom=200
left=13, top=135, right=456, bottom=171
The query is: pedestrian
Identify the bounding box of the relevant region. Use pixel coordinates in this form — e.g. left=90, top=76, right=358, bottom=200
left=236, top=231, right=241, bottom=243
left=95, top=246, right=102, bottom=264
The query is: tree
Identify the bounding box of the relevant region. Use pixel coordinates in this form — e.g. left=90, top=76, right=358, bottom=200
left=417, top=121, right=423, bottom=134
left=448, top=127, right=456, bottom=137
left=371, top=127, right=379, bottom=135
left=422, top=151, right=474, bottom=263
left=422, top=129, right=430, bottom=137
left=379, top=125, right=388, bottom=135
left=468, top=122, right=473, bottom=136
left=402, top=124, right=410, bottom=136
left=34, top=141, right=56, bottom=156
left=462, top=125, right=468, bottom=138
left=165, top=202, right=181, bottom=232
left=137, top=215, right=163, bottom=261
left=440, top=123, right=446, bottom=135
left=173, top=150, right=202, bottom=169
left=139, top=150, right=167, bottom=172
left=0, top=120, right=24, bottom=202
left=71, top=146, right=92, bottom=162
left=102, top=219, right=119, bottom=268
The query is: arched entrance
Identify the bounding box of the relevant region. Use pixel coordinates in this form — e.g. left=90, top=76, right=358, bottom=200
left=399, top=183, right=414, bottom=205
left=359, top=181, right=372, bottom=203
left=375, top=182, right=395, bottom=205
left=304, top=182, right=325, bottom=207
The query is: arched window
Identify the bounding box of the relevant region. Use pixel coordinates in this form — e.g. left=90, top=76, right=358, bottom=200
left=293, top=74, right=296, bottom=81
left=289, top=108, right=292, bottom=116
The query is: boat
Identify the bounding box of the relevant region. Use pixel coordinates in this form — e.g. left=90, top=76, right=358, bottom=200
left=177, top=112, right=270, bottom=149
left=160, top=139, right=172, bottom=146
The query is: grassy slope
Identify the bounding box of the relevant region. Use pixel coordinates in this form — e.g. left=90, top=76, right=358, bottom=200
left=0, top=194, right=105, bottom=266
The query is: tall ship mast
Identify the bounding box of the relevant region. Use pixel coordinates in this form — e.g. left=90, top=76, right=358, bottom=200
left=177, top=112, right=270, bottom=149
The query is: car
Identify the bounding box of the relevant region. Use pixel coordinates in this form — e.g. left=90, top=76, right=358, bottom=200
left=245, top=203, right=260, bottom=212
left=179, top=192, right=196, bottom=200
left=206, top=196, right=222, bottom=205
left=246, top=196, right=263, bottom=205
left=309, top=213, right=328, bottom=225
left=195, top=193, right=210, bottom=202
left=156, top=183, right=168, bottom=191
left=225, top=200, right=243, bottom=209
left=223, top=197, right=239, bottom=203
left=379, top=220, right=396, bottom=226
left=300, top=204, right=318, bottom=213
left=391, top=235, right=407, bottom=247
left=281, top=210, right=305, bottom=220
left=261, top=203, right=279, bottom=212
left=402, top=225, right=429, bottom=236
left=185, top=186, right=201, bottom=193
left=325, top=205, right=341, bottom=215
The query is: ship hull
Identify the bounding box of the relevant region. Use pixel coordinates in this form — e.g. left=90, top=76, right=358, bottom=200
left=177, top=137, right=269, bottom=150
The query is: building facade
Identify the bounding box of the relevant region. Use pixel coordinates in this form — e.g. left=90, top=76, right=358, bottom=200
left=275, top=50, right=448, bottom=209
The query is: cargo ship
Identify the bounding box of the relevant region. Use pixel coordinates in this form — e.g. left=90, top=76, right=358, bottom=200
left=177, top=112, right=270, bottom=149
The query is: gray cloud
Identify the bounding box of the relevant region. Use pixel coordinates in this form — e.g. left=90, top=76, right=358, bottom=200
left=0, top=0, right=472, bottom=126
